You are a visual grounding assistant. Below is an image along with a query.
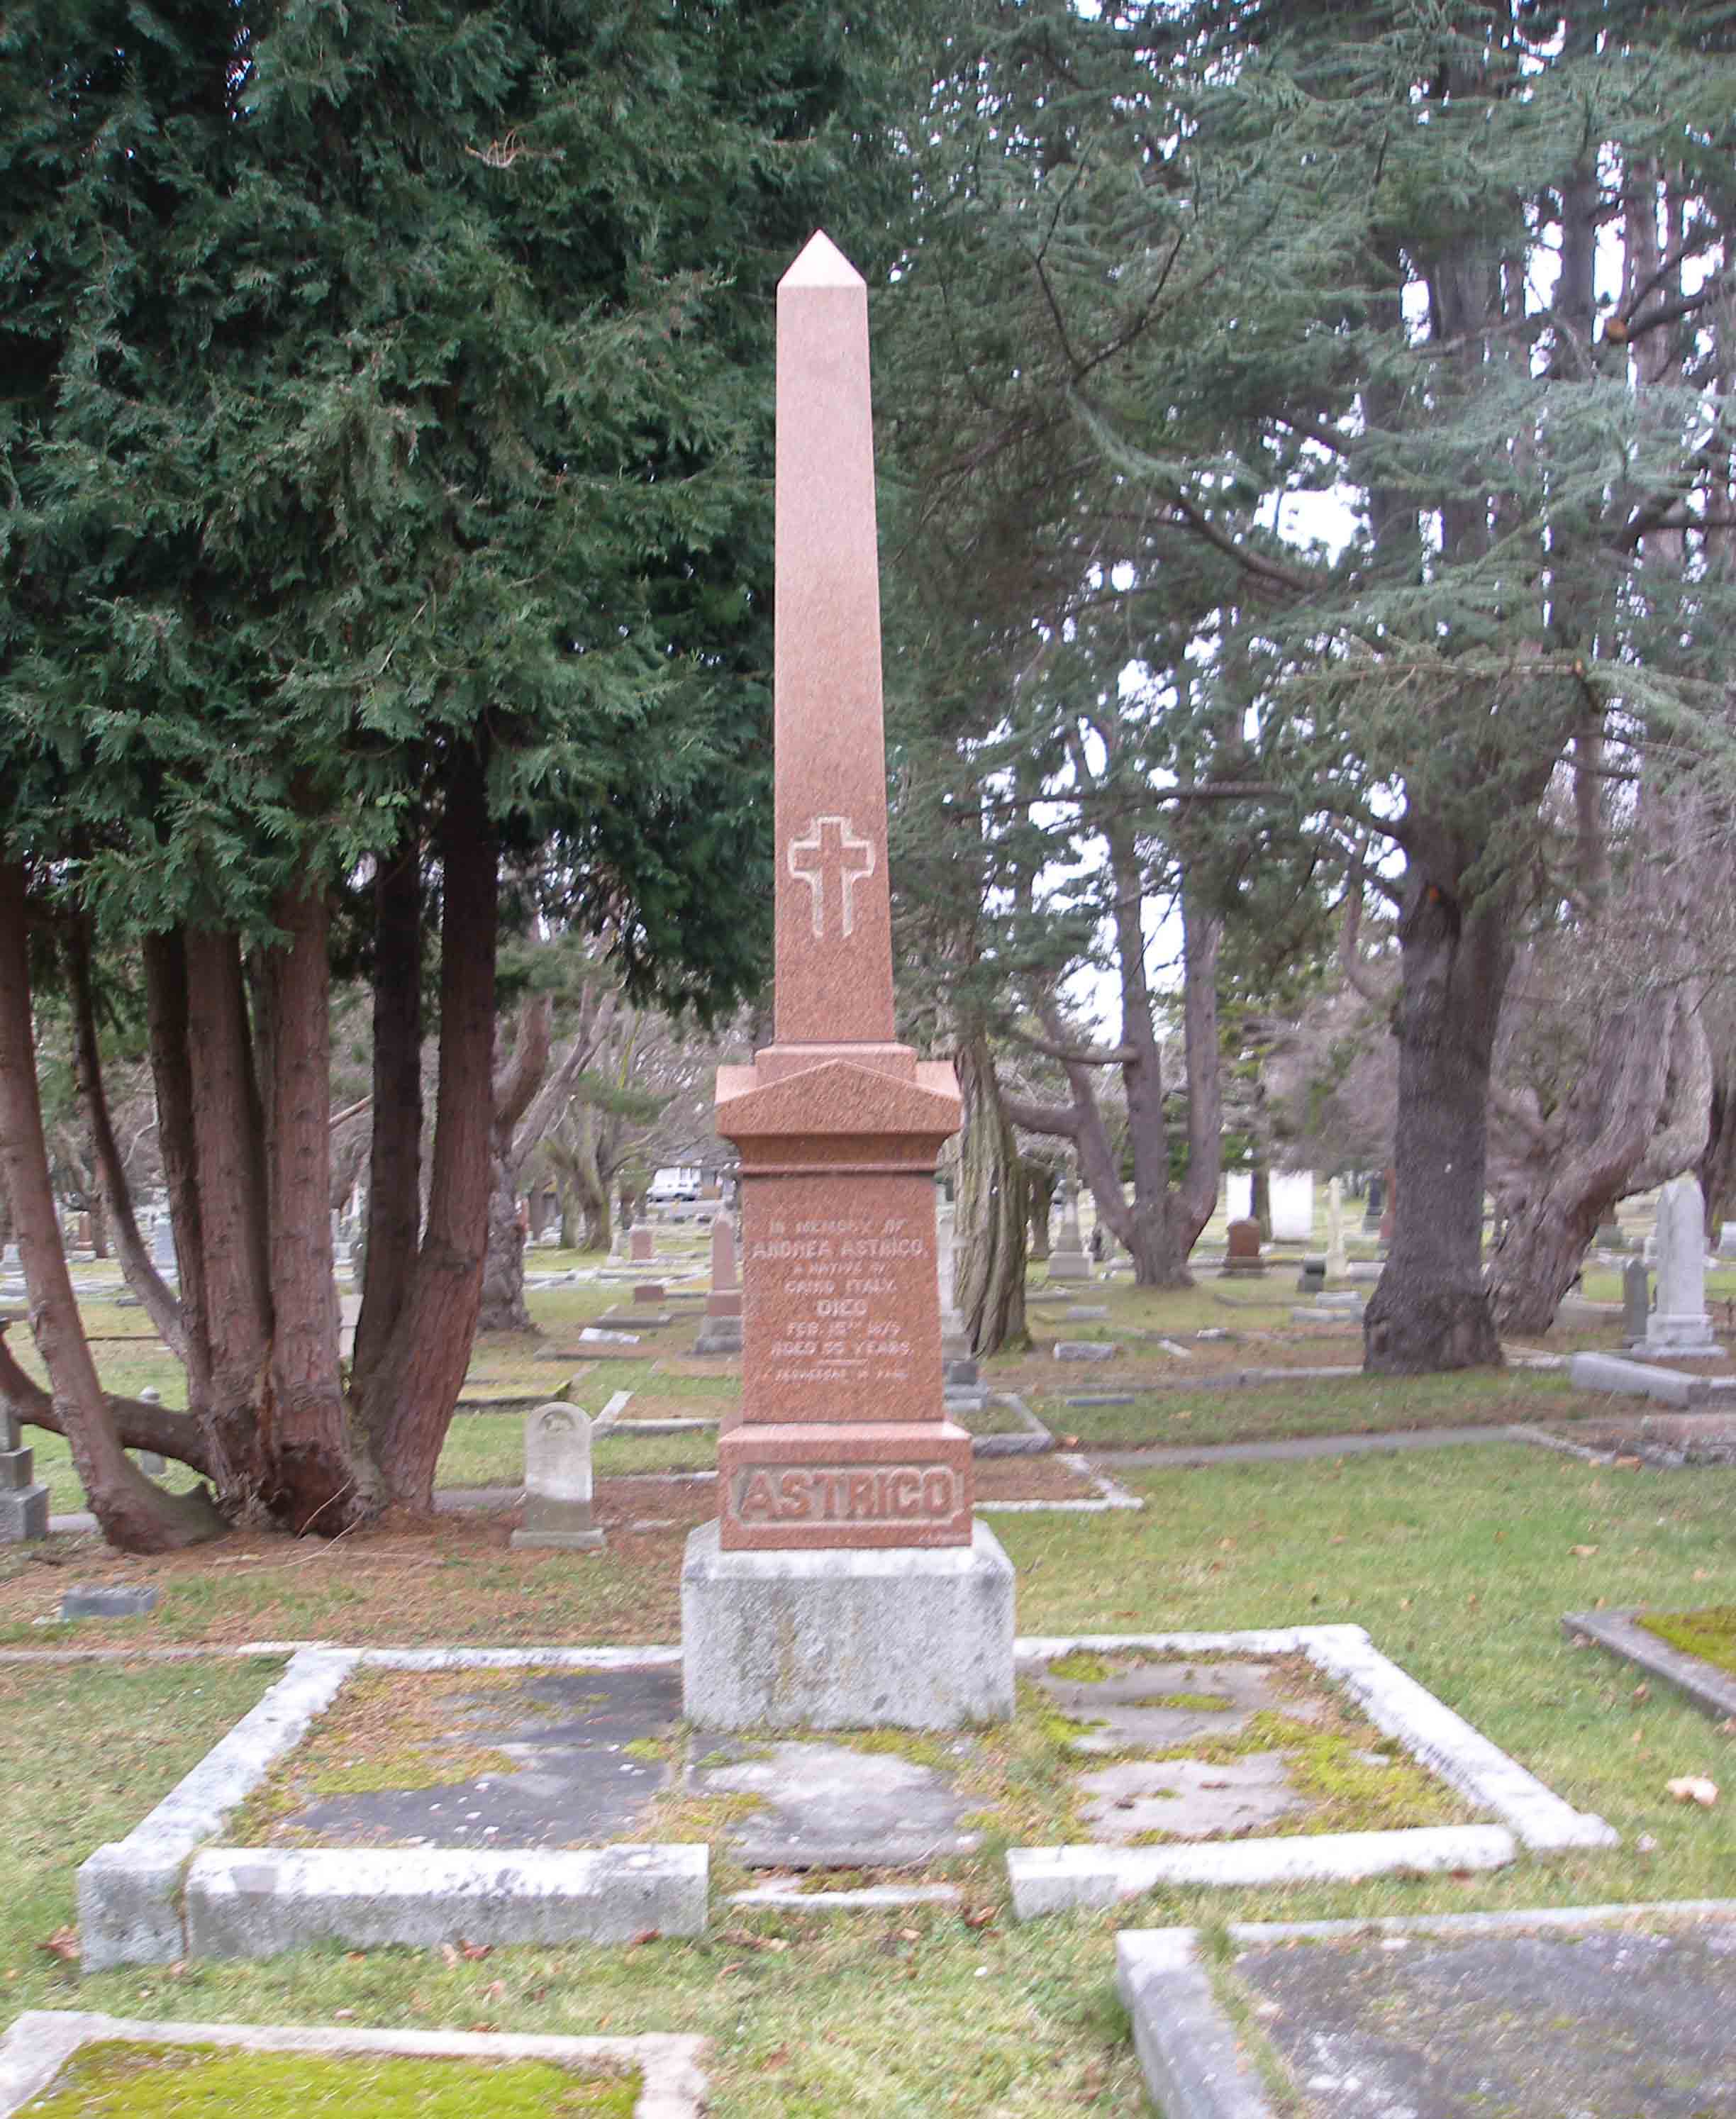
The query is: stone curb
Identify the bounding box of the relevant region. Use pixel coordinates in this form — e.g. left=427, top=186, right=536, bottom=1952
left=1225, top=1897, right=1736, bottom=1944
left=1563, top=1607, right=1736, bottom=1722
left=1011, top=1825, right=1515, bottom=1916
left=77, top=1645, right=357, bottom=1969
left=186, top=1845, right=708, bottom=1954
left=727, top=1881, right=962, bottom=1911
left=1115, top=1930, right=1275, bottom=2119
left=0, top=2010, right=708, bottom=2119
left=1301, top=1623, right=1617, bottom=1851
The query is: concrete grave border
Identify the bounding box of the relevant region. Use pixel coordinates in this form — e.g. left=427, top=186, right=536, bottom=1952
left=1117, top=1901, right=1736, bottom=2119
left=0, top=2010, right=708, bottom=2119
left=77, top=1645, right=704, bottom=1969
left=1564, top=1605, right=1736, bottom=1722
left=1008, top=1625, right=1615, bottom=1918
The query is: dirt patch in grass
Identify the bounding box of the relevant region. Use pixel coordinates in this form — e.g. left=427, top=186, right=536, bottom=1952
left=973, top=1457, right=1101, bottom=1502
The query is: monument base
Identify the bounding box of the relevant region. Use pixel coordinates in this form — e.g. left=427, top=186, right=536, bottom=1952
left=692, top=1319, right=743, bottom=1357
left=680, top=1518, right=1015, bottom=1730
left=1637, top=1314, right=1725, bottom=1359
left=0, top=1484, right=48, bottom=1542
left=1045, top=1255, right=1091, bottom=1283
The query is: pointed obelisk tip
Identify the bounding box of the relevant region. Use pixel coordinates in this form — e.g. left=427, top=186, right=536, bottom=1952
left=780, top=229, right=864, bottom=291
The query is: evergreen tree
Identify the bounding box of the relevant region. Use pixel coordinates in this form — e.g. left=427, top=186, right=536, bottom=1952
left=0, top=0, right=930, bottom=1544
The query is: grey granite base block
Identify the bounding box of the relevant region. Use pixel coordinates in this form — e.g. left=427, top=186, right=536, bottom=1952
left=691, top=1319, right=742, bottom=1357
left=61, top=1584, right=158, bottom=1620
left=0, top=1486, right=48, bottom=1542
left=680, top=1518, right=1016, bottom=1730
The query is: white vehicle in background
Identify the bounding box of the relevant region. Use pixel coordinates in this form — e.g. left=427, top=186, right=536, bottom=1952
left=647, top=1167, right=703, bottom=1204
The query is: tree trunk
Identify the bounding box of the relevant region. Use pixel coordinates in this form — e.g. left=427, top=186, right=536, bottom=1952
left=1364, top=863, right=1508, bottom=1373
left=0, top=862, right=222, bottom=1551
left=1487, top=991, right=1710, bottom=1335
left=260, top=877, right=365, bottom=1531
left=357, top=760, right=499, bottom=1506
left=1024, top=1162, right=1056, bottom=1260
left=477, top=1131, right=532, bottom=1333
left=1700, top=1055, right=1736, bottom=1240
left=954, top=1035, right=1029, bottom=1356
left=353, top=838, right=423, bottom=1390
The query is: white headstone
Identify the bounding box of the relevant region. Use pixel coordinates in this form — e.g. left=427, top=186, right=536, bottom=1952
left=1269, top=1172, right=1315, bottom=1245
left=151, top=1215, right=177, bottom=1272
left=1720, top=1220, right=1736, bottom=1259
left=1325, top=1177, right=1347, bottom=1279
left=1225, top=1171, right=1253, bottom=1221
left=510, top=1401, right=603, bottom=1551
left=1642, top=1176, right=1722, bottom=1356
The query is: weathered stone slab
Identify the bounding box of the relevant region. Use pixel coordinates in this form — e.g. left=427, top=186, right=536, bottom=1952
left=1053, top=1342, right=1120, bottom=1362
left=60, top=1584, right=159, bottom=1620
left=691, top=1738, right=981, bottom=1867
left=1078, top=1754, right=1308, bottom=1842
left=512, top=1402, right=603, bottom=1552
left=1569, top=1352, right=1708, bottom=1406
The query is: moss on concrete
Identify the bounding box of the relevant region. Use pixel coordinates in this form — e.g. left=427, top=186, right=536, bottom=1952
left=26, top=2041, right=636, bottom=2116
left=1640, top=1605, right=1736, bottom=1676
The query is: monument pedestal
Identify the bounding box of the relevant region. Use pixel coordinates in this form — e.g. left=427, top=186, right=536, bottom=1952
left=681, top=1518, right=1015, bottom=1730
left=0, top=1416, right=48, bottom=1543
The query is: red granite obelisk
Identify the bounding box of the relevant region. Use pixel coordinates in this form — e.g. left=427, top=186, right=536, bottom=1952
left=711, top=230, right=972, bottom=1552
left=681, top=235, right=1013, bottom=1730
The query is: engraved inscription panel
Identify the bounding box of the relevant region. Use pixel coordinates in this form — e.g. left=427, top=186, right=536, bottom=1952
left=740, top=1172, right=941, bottom=1423
left=733, top=1464, right=960, bottom=1528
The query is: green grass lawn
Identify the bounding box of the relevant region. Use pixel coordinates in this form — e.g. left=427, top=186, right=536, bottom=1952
left=5, top=1443, right=1736, bottom=2114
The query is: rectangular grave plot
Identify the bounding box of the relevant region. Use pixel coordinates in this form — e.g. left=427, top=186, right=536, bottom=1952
left=1022, top=1647, right=1480, bottom=1848
left=229, top=1664, right=682, bottom=1854
left=0, top=2013, right=707, bottom=2119
left=1007, top=1627, right=1616, bottom=1913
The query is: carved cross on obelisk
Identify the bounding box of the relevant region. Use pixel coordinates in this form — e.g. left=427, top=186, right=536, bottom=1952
left=709, top=231, right=970, bottom=1551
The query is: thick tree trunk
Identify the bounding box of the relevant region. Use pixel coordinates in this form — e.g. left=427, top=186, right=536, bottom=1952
left=260, top=877, right=365, bottom=1531
left=477, top=1132, right=532, bottom=1333
left=357, top=761, right=498, bottom=1506
left=0, top=1328, right=214, bottom=1475
left=1487, top=991, right=1710, bottom=1335
left=182, top=928, right=275, bottom=1488
left=1364, top=864, right=1508, bottom=1373
left=353, top=839, right=423, bottom=1389
left=1701, top=1056, right=1736, bottom=1240
left=0, top=862, right=223, bottom=1551
left=1024, top=1162, right=1056, bottom=1261
left=954, top=1036, right=1029, bottom=1356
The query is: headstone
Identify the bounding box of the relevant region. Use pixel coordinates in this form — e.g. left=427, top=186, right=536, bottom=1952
left=694, top=1213, right=745, bottom=1356
left=0, top=1406, right=48, bottom=1543
left=1221, top=1218, right=1266, bottom=1277
left=511, top=1402, right=604, bottom=1551
left=1225, top=1171, right=1253, bottom=1222
left=1379, top=1164, right=1397, bottom=1245
left=74, top=1212, right=92, bottom=1250
left=608, top=1223, right=626, bottom=1262
left=682, top=233, right=1013, bottom=1732
left=1640, top=1175, right=1723, bottom=1356
left=630, top=1227, right=656, bottom=1265
left=1325, top=1177, right=1348, bottom=1280
left=1269, top=1172, right=1315, bottom=1245
left=1720, top=1220, right=1736, bottom=1259
left=151, top=1214, right=177, bottom=1274
left=1595, top=1219, right=1629, bottom=1252
left=1621, top=1259, right=1650, bottom=1345
left=935, top=1206, right=980, bottom=1394
left=1362, top=1174, right=1384, bottom=1234
left=632, top=1281, right=666, bottom=1304
left=61, top=1584, right=157, bottom=1620
left=1296, top=1257, right=1326, bottom=1295
left=135, top=1387, right=167, bottom=1476
left=1046, top=1194, right=1092, bottom=1283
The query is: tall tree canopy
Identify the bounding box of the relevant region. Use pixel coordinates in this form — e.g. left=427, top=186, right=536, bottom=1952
left=0, top=0, right=928, bottom=1545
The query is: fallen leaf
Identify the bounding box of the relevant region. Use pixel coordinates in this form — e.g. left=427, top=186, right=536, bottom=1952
left=486, top=1980, right=506, bottom=2001
left=37, top=1928, right=79, bottom=1964
left=465, top=2021, right=497, bottom=2035
left=457, top=1940, right=491, bottom=1962
left=167, top=1960, right=186, bottom=1980
left=1571, top=1545, right=1598, bottom=1557
left=1633, top=1684, right=1650, bottom=1703
left=1615, top=1455, right=1642, bottom=1470
left=333, top=2009, right=356, bottom=2022
left=1637, top=1833, right=1659, bottom=1853
left=440, top=1942, right=460, bottom=1969
left=345, top=1951, right=368, bottom=1964
left=1695, top=1569, right=1713, bottom=1582
left=628, top=1929, right=661, bottom=1949
left=961, top=1906, right=996, bottom=1930
left=896, top=1927, right=921, bottom=1942
left=1667, top=1776, right=1718, bottom=1808
left=1218, top=1537, right=1236, bottom=1551
left=760, top=2045, right=791, bottom=2071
